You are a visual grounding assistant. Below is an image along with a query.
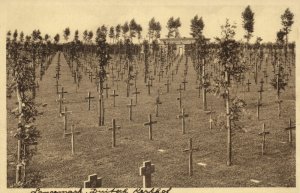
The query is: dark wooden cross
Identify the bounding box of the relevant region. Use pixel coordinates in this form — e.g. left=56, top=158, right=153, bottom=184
left=55, top=71, right=61, bottom=80
left=88, top=71, right=93, bottom=83
left=57, top=87, right=67, bottom=99
left=65, top=124, right=81, bottom=155
left=56, top=94, right=64, bottom=114
left=149, top=76, right=155, bottom=86
left=206, top=106, right=215, bottom=130
left=285, top=118, right=295, bottom=144
left=114, top=78, right=121, bottom=90
left=139, top=161, right=155, bottom=188
left=132, top=87, right=141, bottom=104
left=177, top=91, right=182, bottom=110
left=146, top=81, right=152, bottom=96
left=177, top=84, right=184, bottom=93
left=85, top=91, right=95, bottom=111
left=110, top=90, right=119, bottom=107
left=257, top=99, right=262, bottom=120
left=103, top=83, right=110, bottom=99
left=183, top=138, right=199, bottom=176
left=177, top=108, right=189, bottom=134
left=60, top=106, right=72, bottom=138
left=108, top=119, right=121, bottom=147
left=259, top=78, right=264, bottom=90
left=196, top=84, right=202, bottom=98
left=83, top=174, right=102, bottom=188
left=54, top=80, right=61, bottom=94
left=246, top=79, right=251, bottom=92
left=258, top=123, right=270, bottom=155
left=155, top=94, right=162, bottom=117
left=182, top=79, right=188, bottom=91
left=164, top=79, right=171, bottom=93
left=127, top=99, right=136, bottom=121
left=275, top=99, right=283, bottom=118
left=143, top=114, right=157, bottom=140
left=258, top=88, right=264, bottom=101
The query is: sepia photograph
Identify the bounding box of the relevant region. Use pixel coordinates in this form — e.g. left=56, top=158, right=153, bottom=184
left=2, top=0, right=299, bottom=192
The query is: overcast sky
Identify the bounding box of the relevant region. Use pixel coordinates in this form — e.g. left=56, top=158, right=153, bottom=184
left=4, top=0, right=299, bottom=43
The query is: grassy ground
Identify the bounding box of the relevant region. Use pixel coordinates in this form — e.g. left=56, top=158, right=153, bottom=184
left=7, top=52, right=295, bottom=188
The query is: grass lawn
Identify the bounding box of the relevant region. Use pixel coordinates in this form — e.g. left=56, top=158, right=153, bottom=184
left=6, top=52, right=295, bottom=188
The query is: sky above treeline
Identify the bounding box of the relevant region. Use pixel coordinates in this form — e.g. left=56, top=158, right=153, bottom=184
left=4, top=0, right=299, bottom=43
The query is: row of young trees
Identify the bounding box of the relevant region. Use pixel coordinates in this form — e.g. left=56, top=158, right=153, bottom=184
left=7, top=29, right=57, bottom=187
left=189, top=6, right=294, bottom=166
left=7, top=6, right=294, bottom=186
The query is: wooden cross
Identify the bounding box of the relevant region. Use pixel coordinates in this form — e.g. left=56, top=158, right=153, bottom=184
left=108, top=119, right=121, bottom=147
left=177, top=90, right=183, bottom=110
left=183, top=138, right=199, bottom=176
left=206, top=106, right=215, bottom=130
left=83, top=174, right=102, bottom=188
left=139, top=161, right=155, bottom=188
left=103, top=83, right=110, bottom=99
left=182, top=79, right=188, bottom=90
left=114, top=78, right=121, bottom=90
left=65, top=124, right=81, bottom=155
left=246, top=79, right=251, bottom=92
left=155, top=93, right=162, bottom=117
left=146, top=81, right=152, bottom=96
left=149, top=76, right=155, bottom=86
left=56, top=94, right=64, bottom=114
left=88, top=71, right=93, bottom=82
left=257, top=99, right=262, bottom=120
left=60, top=106, right=72, bottom=137
left=258, top=88, right=264, bottom=101
left=258, top=123, right=270, bottom=155
left=55, top=71, right=61, bottom=79
left=85, top=91, right=95, bottom=111
left=196, top=84, right=202, bottom=98
left=177, top=108, right=189, bottom=134
left=259, top=78, right=264, bottom=90
left=164, top=79, right=171, bottom=93
left=285, top=118, right=295, bottom=144
left=275, top=99, right=283, bottom=118
left=177, top=84, right=184, bottom=93
left=127, top=99, right=136, bottom=121
left=57, top=87, right=67, bottom=99
left=143, top=114, right=157, bottom=140
left=110, top=90, right=119, bottom=107
left=132, top=87, right=141, bottom=104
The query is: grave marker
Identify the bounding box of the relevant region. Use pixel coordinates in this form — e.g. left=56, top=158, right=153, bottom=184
left=177, top=108, right=189, bottom=134
left=127, top=99, right=136, bottom=121
left=65, top=124, right=81, bottom=155
left=83, top=174, right=102, bottom=188
left=183, top=138, right=199, bottom=176
left=132, top=87, right=141, bottom=104
left=144, top=114, right=157, bottom=140
left=108, top=119, right=121, bottom=147
left=285, top=118, right=295, bottom=144
left=146, top=81, right=152, bottom=96
left=56, top=94, right=64, bottom=114
left=60, top=106, right=72, bottom=137
left=139, top=161, right=155, bottom=188
left=103, top=83, right=110, bottom=99
left=85, top=92, right=95, bottom=111
left=258, top=123, right=270, bottom=155
left=110, top=90, right=119, bottom=107
left=164, top=79, right=171, bottom=93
